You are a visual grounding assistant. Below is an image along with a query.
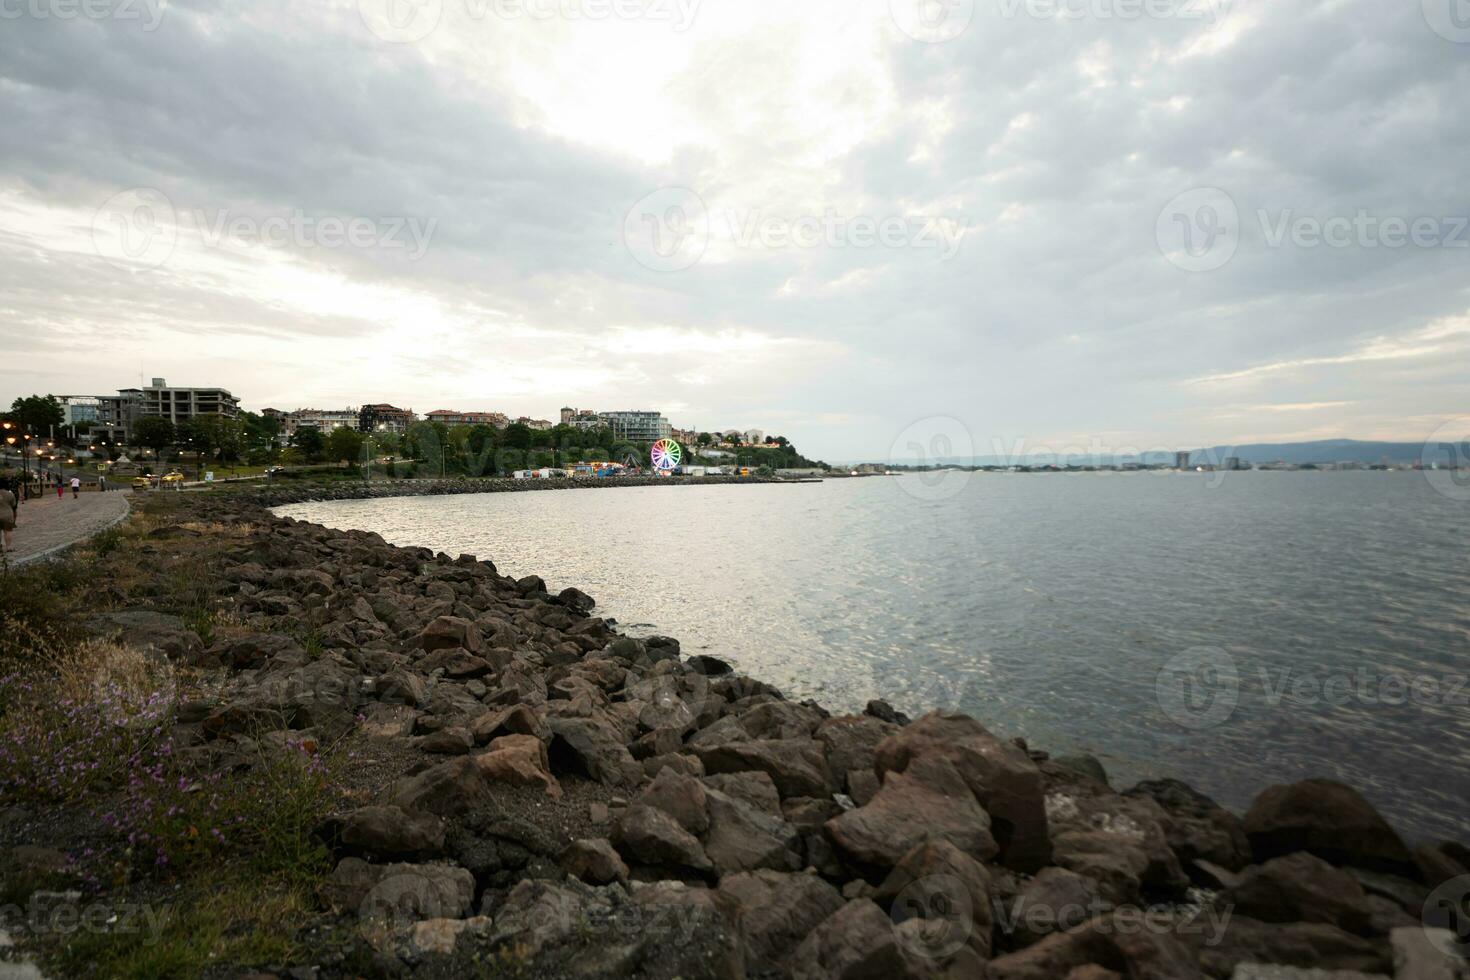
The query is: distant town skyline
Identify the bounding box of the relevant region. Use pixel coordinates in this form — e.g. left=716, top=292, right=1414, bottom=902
left=2, top=2, right=1466, bottom=461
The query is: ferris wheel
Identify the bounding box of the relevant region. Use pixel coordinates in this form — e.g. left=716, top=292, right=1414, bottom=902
left=650, top=438, right=682, bottom=471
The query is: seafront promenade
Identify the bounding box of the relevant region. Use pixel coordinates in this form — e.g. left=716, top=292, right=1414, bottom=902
left=2, top=489, right=130, bottom=567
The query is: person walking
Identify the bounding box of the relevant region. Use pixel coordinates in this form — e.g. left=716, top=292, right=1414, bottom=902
left=1, top=479, right=16, bottom=555
left=56, top=479, right=64, bottom=499
left=70, top=475, right=81, bottom=499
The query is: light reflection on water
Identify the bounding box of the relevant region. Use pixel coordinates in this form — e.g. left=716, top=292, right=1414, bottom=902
left=278, top=471, right=1470, bottom=843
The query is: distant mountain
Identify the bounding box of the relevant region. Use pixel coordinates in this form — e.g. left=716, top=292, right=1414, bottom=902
left=1189, top=439, right=1427, bottom=466
left=845, top=438, right=1435, bottom=468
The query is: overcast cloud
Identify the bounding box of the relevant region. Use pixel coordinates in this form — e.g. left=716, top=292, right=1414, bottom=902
left=1, top=0, right=1466, bottom=460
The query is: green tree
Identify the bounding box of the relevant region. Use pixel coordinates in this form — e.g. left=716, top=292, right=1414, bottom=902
left=130, top=416, right=175, bottom=456
left=9, top=395, right=64, bottom=436
left=291, top=427, right=325, bottom=460
left=191, top=414, right=246, bottom=462
left=503, top=422, right=533, bottom=451
left=326, top=426, right=364, bottom=463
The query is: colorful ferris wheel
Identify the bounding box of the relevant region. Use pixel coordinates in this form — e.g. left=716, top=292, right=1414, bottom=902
left=650, top=439, right=682, bottom=471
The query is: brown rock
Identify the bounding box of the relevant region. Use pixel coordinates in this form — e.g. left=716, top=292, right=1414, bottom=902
left=475, top=734, right=562, bottom=798
left=875, top=711, right=1050, bottom=871
left=826, top=754, right=998, bottom=871
left=788, top=898, right=930, bottom=980
left=341, top=806, right=446, bottom=858
left=1185, top=915, right=1391, bottom=977
left=1217, top=852, right=1374, bottom=934
left=1243, top=780, right=1413, bottom=873
left=875, top=838, right=995, bottom=959
left=469, top=704, right=546, bottom=744
left=391, top=757, right=485, bottom=816
left=638, top=768, right=710, bottom=834
left=694, top=739, right=833, bottom=799
left=1126, top=778, right=1252, bottom=872
left=1004, top=867, right=1103, bottom=948
left=815, top=715, right=899, bottom=791
left=612, top=803, right=713, bottom=874
left=717, top=869, right=845, bottom=973
left=420, top=616, right=484, bottom=655
left=560, top=838, right=629, bottom=884
left=987, top=910, right=1205, bottom=980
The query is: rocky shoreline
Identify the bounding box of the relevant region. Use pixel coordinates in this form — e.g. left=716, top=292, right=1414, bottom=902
left=242, top=474, right=796, bottom=508
left=3, top=491, right=1468, bottom=979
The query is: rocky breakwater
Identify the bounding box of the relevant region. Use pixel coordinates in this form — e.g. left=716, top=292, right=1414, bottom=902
left=247, top=474, right=794, bottom=508
left=119, top=497, right=1469, bottom=979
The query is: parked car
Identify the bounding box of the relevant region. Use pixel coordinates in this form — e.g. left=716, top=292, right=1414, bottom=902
left=132, top=476, right=152, bottom=490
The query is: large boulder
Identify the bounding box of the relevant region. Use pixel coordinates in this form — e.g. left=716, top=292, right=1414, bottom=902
left=788, top=898, right=937, bottom=980
left=1126, top=778, right=1252, bottom=872
left=702, top=787, right=803, bottom=874
left=475, top=733, right=562, bottom=798
left=1045, top=782, right=1190, bottom=904
left=1184, top=916, right=1391, bottom=977
left=874, top=712, right=1050, bottom=872
left=560, top=838, right=629, bottom=884
left=986, top=911, right=1205, bottom=980
left=390, top=757, right=485, bottom=816
left=340, top=806, right=446, bottom=859
left=694, top=739, right=833, bottom=799
left=612, top=803, right=713, bottom=875
left=1004, top=867, right=1104, bottom=948
left=1243, top=780, right=1413, bottom=873
left=547, top=716, right=643, bottom=787
left=419, top=615, right=485, bottom=655
left=874, top=838, right=995, bottom=960
left=816, top=714, right=899, bottom=792
left=638, top=767, right=711, bottom=835
left=322, top=858, right=475, bottom=925
left=826, top=754, right=998, bottom=872
left=1216, top=852, right=1375, bottom=934
left=717, top=870, right=845, bottom=974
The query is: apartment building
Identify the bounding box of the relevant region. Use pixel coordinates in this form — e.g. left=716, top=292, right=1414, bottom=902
left=599, top=410, right=672, bottom=443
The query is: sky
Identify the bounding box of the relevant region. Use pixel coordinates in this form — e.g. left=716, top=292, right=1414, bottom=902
left=1, top=0, right=1467, bottom=462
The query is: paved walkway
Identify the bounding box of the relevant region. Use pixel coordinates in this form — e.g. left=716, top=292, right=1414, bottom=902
left=3, top=490, right=131, bottom=568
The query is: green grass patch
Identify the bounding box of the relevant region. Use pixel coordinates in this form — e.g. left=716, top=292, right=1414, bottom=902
left=47, top=877, right=317, bottom=980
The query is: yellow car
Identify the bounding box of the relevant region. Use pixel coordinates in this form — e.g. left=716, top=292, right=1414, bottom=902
left=161, top=471, right=185, bottom=484
left=132, top=476, right=152, bottom=489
